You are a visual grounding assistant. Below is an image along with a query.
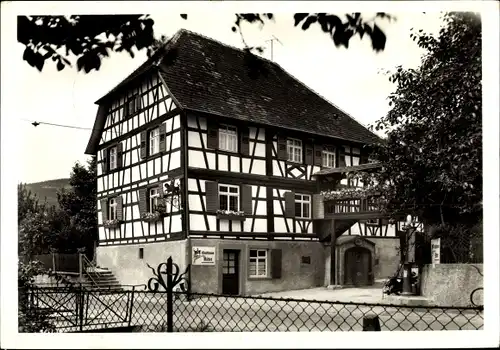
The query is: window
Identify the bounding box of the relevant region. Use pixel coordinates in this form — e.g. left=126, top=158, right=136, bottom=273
left=149, top=127, right=160, bottom=155
left=108, top=198, right=117, bottom=220
left=322, top=148, right=336, bottom=168
left=295, top=194, right=311, bottom=219
left=249, top=249, right=268, bottom=277
left=138, top=248, right=144, bottom=259
left=109, top=146, right=117, bottom=170
left=219, top=184, right=239, bottom=212
left=219, top=125, right=238, bottom=152
left=127, top=95, right=141, bottom=116
left=301, top=256, right=311, bottom=265
left=287, top=138, right=302, bottom=163
left=149, top=188, right=160, bottom=213
left=366, top=218, right=380, bottom=225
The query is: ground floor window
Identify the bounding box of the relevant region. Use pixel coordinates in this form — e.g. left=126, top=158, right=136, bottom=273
left=249, top=249, right=268, bottom=277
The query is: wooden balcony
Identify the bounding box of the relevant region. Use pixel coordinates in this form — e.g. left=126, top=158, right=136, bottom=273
left=324, top=197, right=386, bottom=220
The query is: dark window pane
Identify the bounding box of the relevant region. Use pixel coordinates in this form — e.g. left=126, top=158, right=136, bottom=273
left=249, top=250, right=257, bottom=257
left=220, top=195, right=228, bottom=210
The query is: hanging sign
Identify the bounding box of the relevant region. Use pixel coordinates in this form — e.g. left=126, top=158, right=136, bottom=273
left=431, top=238, right=441, bottom=265
left=192, top=246, right=216, bottom=265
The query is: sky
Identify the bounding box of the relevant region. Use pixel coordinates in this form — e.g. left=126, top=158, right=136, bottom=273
left=3, top=7, right=452, bottom=184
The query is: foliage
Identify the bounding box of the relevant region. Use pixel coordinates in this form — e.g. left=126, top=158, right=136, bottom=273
left=18, top=13, right=394, bottom=73
left=55, top=156, right=98, bottom=258
left=363, top=12, right=482, bottom=228
left=18, top=259, right=56, bottom=333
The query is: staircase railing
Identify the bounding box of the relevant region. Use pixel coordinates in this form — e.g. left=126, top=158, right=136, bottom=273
left=80, top=253, right=104, bottom=290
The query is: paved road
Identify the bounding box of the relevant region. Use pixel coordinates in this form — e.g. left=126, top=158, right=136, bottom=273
left=33, top=291, right=484, bottom=332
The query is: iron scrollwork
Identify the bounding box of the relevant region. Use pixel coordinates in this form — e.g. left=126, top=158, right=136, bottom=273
left=469, top=265, right=483, bottom=307
left=146, top=257, right=191, bottom=293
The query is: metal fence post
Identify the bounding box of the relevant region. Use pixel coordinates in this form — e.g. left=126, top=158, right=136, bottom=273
left=167, top=257, right=173, bottom=332
left=79, top=286, right=85, bottom=332
left=363, top=315, right=381, bottom=331
left=127, top=286, right=136, bottom=327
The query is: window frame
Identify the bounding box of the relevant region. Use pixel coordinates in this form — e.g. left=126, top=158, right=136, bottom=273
left=219, top=124, right=238, bottom=153
left=322, top=148, right=336, bottom=168
left=149, top=127, right=160, bottom=156
left=287, top=138, right=303, bottom=163
left=248, top=249, right=268, bottom=278
left=149, top=187, right=160, bottom=213
left=108, top=198, right=117, bottom=220
left=294, top=194, right=311, bottom=219
left=126, top=94, right=141, bottom=116
left=108, top=146, right=118, bottom=170
left=218, top=184, right=240, bottom=212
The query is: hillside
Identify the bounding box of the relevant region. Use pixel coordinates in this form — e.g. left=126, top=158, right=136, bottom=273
left=23, top=178, right=71, bottom=208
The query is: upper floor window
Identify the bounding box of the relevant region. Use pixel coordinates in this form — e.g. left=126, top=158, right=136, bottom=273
left=249, top=249, right=268, bottom=278
left=287, top=138, right=302, bottom=163
left=322, top=148, right=336, bottom=168
left=108, top=198, right=118, bottom=220
left=126, top=95, right=141, bottom=116
left=295, top=194, right=311, bottom=219
left=149, top=127, right=160, bottom=155
left=149, top=188, right=160, bottom=213
left=219, top=184, right=239, bottom=212
left=219, top=125, right=238, bottom=152
left=109, top=146, right=117, bottom=170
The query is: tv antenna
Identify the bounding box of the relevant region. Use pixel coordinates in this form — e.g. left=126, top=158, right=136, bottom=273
left=265, top=35, right=283, bottom=61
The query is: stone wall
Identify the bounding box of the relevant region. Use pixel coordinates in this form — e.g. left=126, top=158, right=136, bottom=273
left=420, top=264, right=483, bottom=307
left=365, top=237, right=400, bottom=279
left=190, top=238, right=325, bottom=295
left=95, top=239, right=188, bottom=287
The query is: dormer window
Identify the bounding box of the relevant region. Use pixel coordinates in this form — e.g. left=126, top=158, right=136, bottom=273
left=287, top=138, right=302, bottom=163
left=219, top=125, right=238, bottom=152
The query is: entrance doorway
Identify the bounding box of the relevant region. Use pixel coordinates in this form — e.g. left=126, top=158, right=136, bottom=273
left=344, top=247, right=372, bottom=286
left=222, top=250, right=240, bottom=295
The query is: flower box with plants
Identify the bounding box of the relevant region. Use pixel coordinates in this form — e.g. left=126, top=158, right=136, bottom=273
left=216, top=209, right=246, bottom=221
left=141, top=211, right=164, bottom=223
left=103, top=219, right=122, bottom=229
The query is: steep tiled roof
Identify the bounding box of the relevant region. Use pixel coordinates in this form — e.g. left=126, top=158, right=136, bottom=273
left=87, top=29, right=380, bottom=154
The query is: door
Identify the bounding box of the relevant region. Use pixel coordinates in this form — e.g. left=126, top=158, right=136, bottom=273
left=344, top=247, right=371, bottom=286
left=222, top=250, right=240, bottom=295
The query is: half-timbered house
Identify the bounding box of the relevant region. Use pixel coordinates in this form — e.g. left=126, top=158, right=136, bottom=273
left=85, top=29, right=403, bottom=295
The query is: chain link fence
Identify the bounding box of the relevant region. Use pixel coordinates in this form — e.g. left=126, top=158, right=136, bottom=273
left=22, top=287, right=484, bottom=333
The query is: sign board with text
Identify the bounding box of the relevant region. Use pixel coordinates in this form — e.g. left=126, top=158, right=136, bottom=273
left=431, top=238, right=441, bottom=265
left=192, top=246, right=216, bottom=265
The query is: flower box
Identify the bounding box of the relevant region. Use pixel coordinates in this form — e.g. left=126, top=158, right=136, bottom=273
left=216, top=210, right=246, bottom=221
left=103, top=219, right=122, bottom=229
left=141, top=211, right=163, bottom=223
left=216, top=214, right=246, bottom=221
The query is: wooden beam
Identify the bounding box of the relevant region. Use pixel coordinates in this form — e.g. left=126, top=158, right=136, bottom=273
left=330, top=219, right=336, bottom=285
left=325, top=212, right=388, bottom=220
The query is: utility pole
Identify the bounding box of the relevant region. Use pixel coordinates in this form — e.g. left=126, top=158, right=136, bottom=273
left=265, top=35, right=283, bottom=61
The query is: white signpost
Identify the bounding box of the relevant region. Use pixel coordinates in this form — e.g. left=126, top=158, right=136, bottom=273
left=192, top=246, right=216, bottom=265
left=431, top=238, right=441, bottom=266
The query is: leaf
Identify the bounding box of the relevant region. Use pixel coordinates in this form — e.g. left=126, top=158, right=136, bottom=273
left=301, top=15, right=317, bottom=30
left=370, top=24, right=386, bottom=52
left=293, top=13, right=309, bottom=27
left=180, top=14, right=187, bottom=20
left=56, top=60, right=65, bottom=71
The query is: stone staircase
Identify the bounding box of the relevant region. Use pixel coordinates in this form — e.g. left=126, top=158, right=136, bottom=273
left=81, top=267, right=123, bottom=291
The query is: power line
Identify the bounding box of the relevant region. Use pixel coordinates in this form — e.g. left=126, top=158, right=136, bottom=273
left=20, top=118, right=121, bottom=134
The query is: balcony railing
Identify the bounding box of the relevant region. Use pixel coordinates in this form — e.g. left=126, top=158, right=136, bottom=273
left=324, top=197, right=384, bottom=219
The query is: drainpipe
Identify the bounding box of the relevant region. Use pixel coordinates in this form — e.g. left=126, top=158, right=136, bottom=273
left=78, top=253, right=83, bottom=282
